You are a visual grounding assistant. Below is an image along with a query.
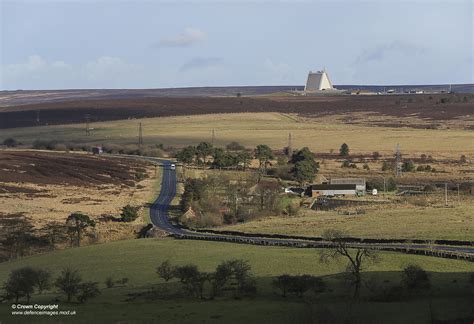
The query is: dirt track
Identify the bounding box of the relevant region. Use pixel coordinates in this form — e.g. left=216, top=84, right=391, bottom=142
left=0, top=94, right=472, bottom=129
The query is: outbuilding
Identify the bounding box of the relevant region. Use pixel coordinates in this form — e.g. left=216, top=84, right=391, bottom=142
left=330, top=178, right=366, bottom=193
left=308, top=184, right=357, bottom=197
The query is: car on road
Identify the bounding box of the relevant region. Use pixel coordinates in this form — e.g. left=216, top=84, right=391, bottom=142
left=170, top=164, right=176, bottom=170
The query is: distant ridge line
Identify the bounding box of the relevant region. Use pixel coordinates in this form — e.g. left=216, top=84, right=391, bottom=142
left=1, top=84, right=473, bottom=107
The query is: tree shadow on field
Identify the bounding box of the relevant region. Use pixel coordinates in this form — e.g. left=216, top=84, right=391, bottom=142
left=125, top=271, right=473, bottom=323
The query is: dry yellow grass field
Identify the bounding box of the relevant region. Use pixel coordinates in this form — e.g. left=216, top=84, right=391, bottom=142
left=2, top=112, right=473, bottom=159
left=0, top=151, right=159, bottom=242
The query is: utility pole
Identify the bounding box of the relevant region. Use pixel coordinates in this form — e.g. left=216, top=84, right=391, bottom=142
left=211, top=129, right=216, bottom=145
left=287, top=132, right=293, bottom=158
left=395, top=143, right=402, bottom=177
left=383, top=177, right=386, bottom=197
left=36, top=110, right=40, bottom=126
left=444, top=183, right=448, bottom=207
left=85, top=114, right=91, bottom=136
left=138, top=122, right=143, bottom=146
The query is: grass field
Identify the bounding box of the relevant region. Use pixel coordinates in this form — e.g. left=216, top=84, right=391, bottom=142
left=2, top=112, right=473, bottom=158
left=177, top=167, right=474, bottom=241
left=216, top=197, right=474, bottom=241
left=0, top=238, right=472, bottom=323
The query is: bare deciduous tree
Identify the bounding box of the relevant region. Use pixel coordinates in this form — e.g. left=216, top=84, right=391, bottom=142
left=320, top=229, right=378, bottom=299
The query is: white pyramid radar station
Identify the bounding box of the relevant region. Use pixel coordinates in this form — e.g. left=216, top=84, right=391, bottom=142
left=304, top=69, right=333, bottom=91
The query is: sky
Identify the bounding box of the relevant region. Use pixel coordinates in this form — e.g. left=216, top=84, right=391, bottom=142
left=0, top=0, right=472, bottom=90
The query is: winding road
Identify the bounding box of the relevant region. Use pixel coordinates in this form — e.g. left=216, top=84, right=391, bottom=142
left=148, top=158, right=474, bottom=261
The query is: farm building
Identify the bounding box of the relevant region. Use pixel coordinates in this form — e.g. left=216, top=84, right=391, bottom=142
left=330, top=178, right=366, bottom=192
left=308, top=184, right=357, bottom=197
left=304, top=70, right=333, bottom=91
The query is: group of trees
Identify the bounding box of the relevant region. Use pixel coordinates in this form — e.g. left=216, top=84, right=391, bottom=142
left=153, top=239, right=432, bottom=304
left=2, top=267, right=100, bottom=304
left=0, top=213, right=97, bottom=261
left=176, top=142, right=320, bottom=183
left=157, top=259, right=256, bottom=300
left=66, top=213, right=96, bottom=247
left=2, top=267, right=51, bottom=303
left=177, top=146, right=323, bottom=227
left=0, top=217, right=47, bottom=260
left=179, top=173, right=287, bottom=227
left=289, top=147, right=319, bottom=184
left=176, top=142, right=259, bottom=171
left=0, top=206, right=143, bottom=261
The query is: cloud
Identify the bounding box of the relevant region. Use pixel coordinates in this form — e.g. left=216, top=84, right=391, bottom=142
left=156, top=28, right=206, bottom=48
left=3, top=55, right=72, bottom=78
left=354, top=40, right=426, bottom=65
left=179, top=57, right=222, bottom=72
left=1, top=55, right=143, bottom=89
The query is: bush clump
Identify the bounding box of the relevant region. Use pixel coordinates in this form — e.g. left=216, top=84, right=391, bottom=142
left=120, top=205, right=140, bottom=222
left=3, top=138, right=18, bottom=147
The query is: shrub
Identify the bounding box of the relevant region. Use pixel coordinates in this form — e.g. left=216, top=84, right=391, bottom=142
left=76, top=282, right=100, bottom=303
left=382, top=161, right=394, bottom=171
left=402, top=160, right=415, bottom=172
left=363, top=163, right=370, bottom=170
left=105, top=276, right=115, bottom=288
left=423, top=184, right=436, bottom=192
left=3, top=138, right=18, bottom=147
left=386, top=177, right=397, bottom=191
left=226, top=141, right=245, bottom=151
left=459, top=182, right=473, bottom=192
left=120, top=205, right=140, bottom=222
left=372, top=151, right=380, bottom=160
left=341, top=160, right=350, bottom=168
left=401, top=265, right=430, bottom=292
left=157, top=260, right=175, bottom=282
left=32, top=139, right=58, bottom=150
left=459, top=155, right=467, bottom=164
left=135, top=171, right=147, bottom=181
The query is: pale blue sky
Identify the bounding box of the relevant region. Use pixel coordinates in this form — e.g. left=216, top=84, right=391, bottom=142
left=1, top=0, right=472, bottom=89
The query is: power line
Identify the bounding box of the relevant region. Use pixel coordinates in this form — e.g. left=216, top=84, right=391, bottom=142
left=138, top=122, right=143, bottom=146
left=395, top=143, right=402, bottom=177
